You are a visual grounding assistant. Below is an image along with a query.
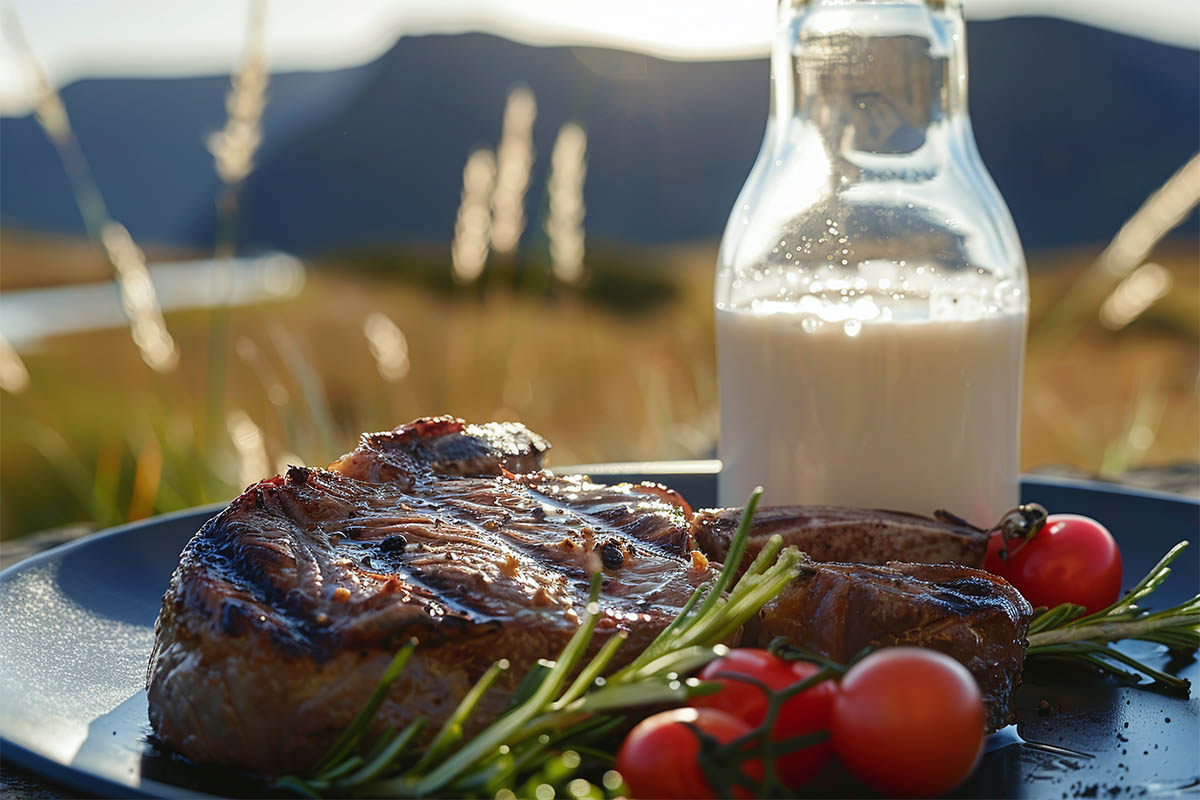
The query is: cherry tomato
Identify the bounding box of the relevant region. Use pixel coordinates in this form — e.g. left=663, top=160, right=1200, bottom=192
left=984, top=513, right=1122, bottom=614
left=832, top=647, right=984, bottom=797
left=689, top=648, right=836, bottom=790
left=615, top=707, right=761, bottom=799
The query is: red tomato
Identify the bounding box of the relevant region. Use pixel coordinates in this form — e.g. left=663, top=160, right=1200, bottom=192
left=616, top=707, right=761, bottom=800
left=832, top=648, right=984, bottom=797
left=689, top=649, right=836, bottom=790
left=984, top=513, right=1122, bottom=614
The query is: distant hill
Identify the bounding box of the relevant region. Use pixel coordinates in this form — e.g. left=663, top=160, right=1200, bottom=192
left=1, top=19, right=1197, bottom=257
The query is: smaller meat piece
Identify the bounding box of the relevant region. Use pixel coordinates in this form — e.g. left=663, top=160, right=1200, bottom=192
left=329, top=417, right=550, bottom=484
left=692, top=505, right=990, bottom=575
left=754, top=560, right=1032, bottom=731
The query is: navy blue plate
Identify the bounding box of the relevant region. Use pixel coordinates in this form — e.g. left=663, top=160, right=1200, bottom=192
left=1, top=467, right=1196, bottom=798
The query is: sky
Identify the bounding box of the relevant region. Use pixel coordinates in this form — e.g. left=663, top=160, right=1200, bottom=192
left=1, top=0, right=1198, bottom=116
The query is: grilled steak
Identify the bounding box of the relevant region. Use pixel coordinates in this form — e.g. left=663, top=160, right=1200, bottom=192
left=692, top=505, right=990, bottom=574
left=149, top=416, right=1032, bottom=775
left=753, top=559, right=1032, bottom=731
left=147, top=417, right=711, bottom=775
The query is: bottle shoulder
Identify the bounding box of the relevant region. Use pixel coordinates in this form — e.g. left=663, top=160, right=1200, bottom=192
left=717, top=119, right=1026, bottom=288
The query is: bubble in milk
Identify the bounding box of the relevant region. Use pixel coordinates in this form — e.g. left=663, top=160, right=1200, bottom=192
left=994, top=280, right=1025, bottom=313
left=843, top=319, right=863, bottom=337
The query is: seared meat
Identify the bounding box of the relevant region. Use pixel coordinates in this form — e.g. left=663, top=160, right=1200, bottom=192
left=148, top=417, right=710, bottom=775
left=330, top=417, right=550, bottom=481
left=753, top=559, right=1032, bottom=731
left=692, top=505, right=990, bottom=574
left=693, top=504, right=1027, bottom=727
left=150, top=416, right=1032, bottom=774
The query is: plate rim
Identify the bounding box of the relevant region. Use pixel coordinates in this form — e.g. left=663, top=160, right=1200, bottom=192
left=0, top=737, right=219, bottom=800
left=0, top=503, right=224, bottom=583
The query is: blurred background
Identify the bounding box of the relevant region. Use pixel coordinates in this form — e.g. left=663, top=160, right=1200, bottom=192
left=1, top=0, right=1197, bottom=544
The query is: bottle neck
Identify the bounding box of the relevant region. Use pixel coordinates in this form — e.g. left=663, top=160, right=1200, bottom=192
left=772, top=0, right=967, bottom=155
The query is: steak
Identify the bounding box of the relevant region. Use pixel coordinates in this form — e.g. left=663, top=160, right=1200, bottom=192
left=691, top=505, right=991, bottom=574
left=753, top=559, right=1032, bottom=731
left=149, top=416, right=1032, bottom=776
left=147, top=417, right=712, bottom=775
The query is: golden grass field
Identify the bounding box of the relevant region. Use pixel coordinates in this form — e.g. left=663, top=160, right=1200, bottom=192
left=0, top=231, right=1196, bottom=538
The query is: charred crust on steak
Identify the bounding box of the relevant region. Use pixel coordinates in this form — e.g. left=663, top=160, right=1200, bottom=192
left=379, top=534, right=408, bottom=554
left=148, top=418, right=709, bottom=774
left=220, top=600, right=249, bottom=636
left=332, top=416, right=551, bottom=481
left=600, top=541, right=624, bottom=570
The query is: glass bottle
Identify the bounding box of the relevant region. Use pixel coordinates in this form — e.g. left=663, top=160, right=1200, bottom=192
left=716, top=0, right=1028, bottom=526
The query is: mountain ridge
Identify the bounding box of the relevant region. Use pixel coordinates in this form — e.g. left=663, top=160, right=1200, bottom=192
left=1, top=20, right=1196, bottom=257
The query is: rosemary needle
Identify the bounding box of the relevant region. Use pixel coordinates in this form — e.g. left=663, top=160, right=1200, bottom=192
left=279, top=487, right=804, bottom=798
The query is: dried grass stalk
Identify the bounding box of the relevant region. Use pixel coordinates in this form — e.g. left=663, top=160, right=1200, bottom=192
left=0, top=333, right=31, bottom=394
left=451, top=149, right=498, bottom=283
left=4, top=8, right=179, bottom=373
left=207, top=0, right=268, bottom=188
left=490, top=87, right=537, bottom=255
left=546, top=123, right=588, bottom=285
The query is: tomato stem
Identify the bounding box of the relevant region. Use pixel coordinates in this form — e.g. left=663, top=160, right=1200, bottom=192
left=694, top=665, right=843, bottom=798
left=986, top=503, right=1048, bottom=562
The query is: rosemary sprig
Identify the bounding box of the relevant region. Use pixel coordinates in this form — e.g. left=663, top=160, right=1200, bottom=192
left=697, top=666, right=842, bottom=799
left=278, top=486, right=803, bottom=798
left=1026, top=540, right=1199, bottom=692
left=311, top=639, right=419, bottom=775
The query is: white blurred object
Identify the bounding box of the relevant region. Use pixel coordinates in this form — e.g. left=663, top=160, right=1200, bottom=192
left=99, top=222, right=179, bottom=372
left=1096, top=152, right=1200, bottom=281
left=206, top=0, right=267, bottom=186
left=2, top=0, right=1195, bottom=116
left=1098, top=262, right=1174, bottom=330
left=0, top=333, right=30, bottom=394
left=0, top=252, right=305, bottom=348
left=227, top=409, right=270, bottom=488
left=490, top=87, right=536, bottom=255
left=362, top=311, right=411, bottom=382
left=545, top=122, right=588, bottom=285
left=451, top=148, right=497, bottom=283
